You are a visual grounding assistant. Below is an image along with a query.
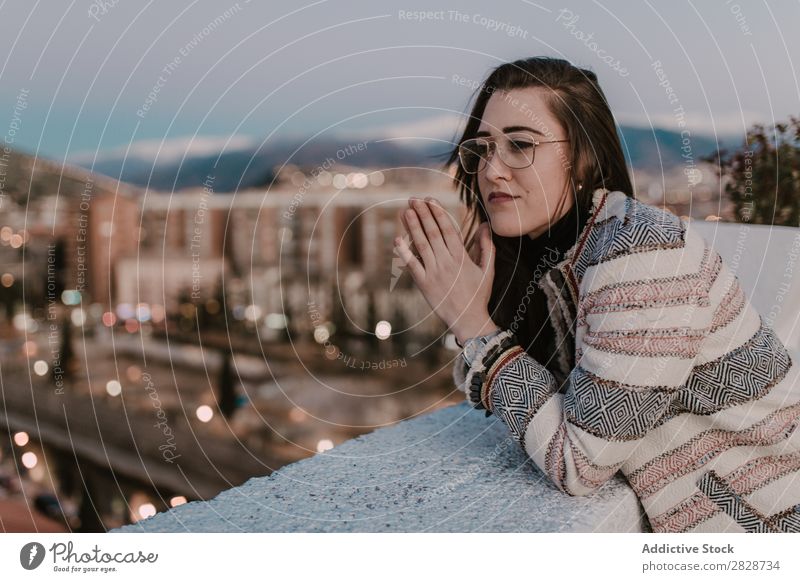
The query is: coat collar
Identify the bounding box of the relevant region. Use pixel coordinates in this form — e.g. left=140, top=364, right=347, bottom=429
left=539, top=187, right=611, bottom=298
left=535, top=187, right=611, bottom=382
left=561, top=187, right=610, bottom=269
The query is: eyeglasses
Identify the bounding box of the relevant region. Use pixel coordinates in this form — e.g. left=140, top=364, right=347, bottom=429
left=457, top=133, right=569, bottom=175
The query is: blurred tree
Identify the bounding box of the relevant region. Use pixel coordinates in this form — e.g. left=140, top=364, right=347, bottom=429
left=51, top=237, right=67, bottom=299
left=703, top=116, right=800, bottom=226
left=217, top=351, right=237, bottom=419
left=393, top=303, right=408, bottom=351
left=54, top=313, right=74, bottom=383
left=366, top=288, right=379, bottom=349
left=0, top=278, right=21, bottom=324
left=330, top=282, right=347, bottom=339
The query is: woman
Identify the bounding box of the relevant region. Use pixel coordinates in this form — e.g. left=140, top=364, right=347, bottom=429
left=394, top=57, right=800, bottom=533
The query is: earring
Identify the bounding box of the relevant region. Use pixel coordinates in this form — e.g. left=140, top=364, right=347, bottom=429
left=577, top=182, right=583, bottom=191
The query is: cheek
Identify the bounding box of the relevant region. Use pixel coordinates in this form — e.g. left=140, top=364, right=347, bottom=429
left=519, top=164, right=565, bottom=196
left=512, top=169, right=541, bottom=193
left=517, top=198, right=539, bottom=224
left=538, top=157, right=568, bottom=184
left=476, top=176, right=490, bottom=196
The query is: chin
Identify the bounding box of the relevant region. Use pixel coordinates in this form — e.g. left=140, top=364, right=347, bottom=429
left=488, top=219, right=528, bottom=238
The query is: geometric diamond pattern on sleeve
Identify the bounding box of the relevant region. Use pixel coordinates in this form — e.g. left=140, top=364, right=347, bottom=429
left=489, top=351, right=559, bottom=444
left=696, top=470, right=800, bottom=532
left=564, top=369, right=674, bottom=441
left=674, top=321, right=793, bottom=416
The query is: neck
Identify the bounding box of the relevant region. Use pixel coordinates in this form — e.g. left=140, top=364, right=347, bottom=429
left=526, top=198, right=577, bottom=241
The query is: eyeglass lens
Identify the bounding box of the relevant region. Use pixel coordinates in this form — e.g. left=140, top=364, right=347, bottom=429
left=459, top=134, right=536, bottom=173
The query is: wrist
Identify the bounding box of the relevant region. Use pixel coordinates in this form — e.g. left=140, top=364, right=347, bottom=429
left=461, top=330, right=520, bottom=415
left=453, top=317, right=501, bottom=347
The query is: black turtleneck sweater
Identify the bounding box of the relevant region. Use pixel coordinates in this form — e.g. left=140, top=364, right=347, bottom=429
left=490, top=197, right=592, bottom=372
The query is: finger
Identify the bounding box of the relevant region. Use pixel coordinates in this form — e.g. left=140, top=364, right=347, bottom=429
left=399, top=212, right=421, bottom=260
left=394, top=234, right=425, bottom=281
left=473, top=223, right=485, bottom=268
left=403, top=208, right=437, bottom=268
left=466, top=229, right=482, bottom=265
left=424, top=197, right=464, bottom=256
left=409, top=198, right=449, bottom=258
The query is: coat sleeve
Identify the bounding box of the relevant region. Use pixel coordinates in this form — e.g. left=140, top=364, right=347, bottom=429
left=477, top=237, right=721, bottom=496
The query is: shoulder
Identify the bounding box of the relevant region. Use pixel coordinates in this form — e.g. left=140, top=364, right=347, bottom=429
left=580, top=190, right=711, bottom=265
left=590, top=191, right=686, bottom=260
left=576, top=191, right=715, bottom=292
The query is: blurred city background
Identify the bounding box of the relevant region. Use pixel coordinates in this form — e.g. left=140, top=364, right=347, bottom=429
left=1, top=0, right=798, bottom=531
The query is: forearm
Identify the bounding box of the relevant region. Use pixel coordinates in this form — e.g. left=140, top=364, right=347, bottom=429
left=486, top=351, right=621, bottom=495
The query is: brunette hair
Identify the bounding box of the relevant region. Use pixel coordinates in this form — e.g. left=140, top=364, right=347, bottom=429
left=443, top=56, right=634, bottom=357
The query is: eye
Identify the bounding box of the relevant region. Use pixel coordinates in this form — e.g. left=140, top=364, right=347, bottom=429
left=463, top=140, right=490, bottom=157
left=510, top=140, right=533, bottom=151
left=474, top=142, right=490, bottom=155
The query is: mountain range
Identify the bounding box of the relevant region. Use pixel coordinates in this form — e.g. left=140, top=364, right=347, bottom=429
left=68, top=125, right=741, bottom=193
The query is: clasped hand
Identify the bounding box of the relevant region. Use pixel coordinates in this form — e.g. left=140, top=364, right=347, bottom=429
left=393, top=196, right=500, bottom=345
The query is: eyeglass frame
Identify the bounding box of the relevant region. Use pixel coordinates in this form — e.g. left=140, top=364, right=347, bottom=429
left=457, top=134, right=569, bottom=175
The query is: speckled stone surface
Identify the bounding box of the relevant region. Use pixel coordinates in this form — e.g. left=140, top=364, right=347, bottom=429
left=112, top=402, right=648, bottom=533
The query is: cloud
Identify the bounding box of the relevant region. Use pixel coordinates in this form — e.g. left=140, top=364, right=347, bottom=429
left=614, top=109, right=768, bottom=138
left=67, top=107, right=763, bottom=168
left=339, top=113, right=465, bottom=144
left=68, top=134, right=258, bottom=165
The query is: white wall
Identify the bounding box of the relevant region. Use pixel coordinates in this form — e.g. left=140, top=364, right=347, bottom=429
left=689, top=220, right=800, bottom=353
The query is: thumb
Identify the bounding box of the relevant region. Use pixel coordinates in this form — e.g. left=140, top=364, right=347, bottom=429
left=478, top=222, right=495, bottom=274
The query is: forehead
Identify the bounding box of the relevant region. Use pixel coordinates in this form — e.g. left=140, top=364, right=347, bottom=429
left=477, top=87, right=562, bottom=137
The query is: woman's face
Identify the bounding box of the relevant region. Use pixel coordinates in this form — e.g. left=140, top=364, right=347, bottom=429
left=475, top=87, right=573, bottom=239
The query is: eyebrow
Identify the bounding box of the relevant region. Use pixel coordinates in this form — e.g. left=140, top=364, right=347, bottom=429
left=475, top=125, right=546, bottom=137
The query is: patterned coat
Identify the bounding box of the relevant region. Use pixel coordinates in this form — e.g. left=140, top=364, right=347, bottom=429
left=454, top=187, right=800, bottom=533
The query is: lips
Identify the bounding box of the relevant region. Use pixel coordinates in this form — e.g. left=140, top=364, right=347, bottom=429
left=488, top=191, right=518, bottom=203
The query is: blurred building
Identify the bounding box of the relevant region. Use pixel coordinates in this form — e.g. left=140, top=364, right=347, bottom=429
left=0, top=155, right=464, bottom=342
left=2, top=151, right=732, bottom=344
left=130, top=182, right=465, bottom=341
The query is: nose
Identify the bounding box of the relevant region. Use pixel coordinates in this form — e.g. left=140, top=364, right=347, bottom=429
left=483, top=151, right=512, bottom=184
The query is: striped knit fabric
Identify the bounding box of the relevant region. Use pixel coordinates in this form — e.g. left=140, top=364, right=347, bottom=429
left=453, top=187, right=800, bottom=533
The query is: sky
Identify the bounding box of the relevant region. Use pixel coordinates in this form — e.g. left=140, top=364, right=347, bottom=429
left=0, top=0, right=797, bottom=168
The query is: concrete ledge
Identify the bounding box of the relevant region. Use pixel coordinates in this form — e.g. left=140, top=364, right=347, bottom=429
left=112, top=402, right=648, bottom=533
